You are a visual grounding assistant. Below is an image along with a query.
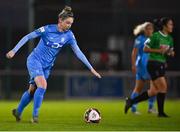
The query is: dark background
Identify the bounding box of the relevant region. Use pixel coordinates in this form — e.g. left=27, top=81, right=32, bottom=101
left=0, top=0, right=180, bottom=71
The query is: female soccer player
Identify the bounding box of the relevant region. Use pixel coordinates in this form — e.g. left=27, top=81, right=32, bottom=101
left=130, top=22, right=156, bottom=114
left=125, top=17, right=174, bottom=117
left=6, top=6, right=101, bottom=123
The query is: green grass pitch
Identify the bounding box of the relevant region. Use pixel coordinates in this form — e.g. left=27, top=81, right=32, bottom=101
left=0, top=100, right=180, bottom=131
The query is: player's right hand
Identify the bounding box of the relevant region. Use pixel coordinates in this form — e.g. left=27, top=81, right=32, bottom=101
left=91, top=68, right=102, bottom=79
left=6, top=50, right=15, bottom=59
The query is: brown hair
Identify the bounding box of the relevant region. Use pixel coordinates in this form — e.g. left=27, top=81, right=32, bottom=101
left=153, top=17, right=172, bottom=31
left=58, top=6, right=74, bottom=20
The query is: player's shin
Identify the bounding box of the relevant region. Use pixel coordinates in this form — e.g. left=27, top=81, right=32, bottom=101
left=17, top=90, right=33, bottom=116
left=157, top=93, right=167, bottom=116
left=33, top=87, right=46, bottom=118
left=148, top=96, right=156, bottom=109
left=130, top=92, right=139, bottom=112
left=132, top=91, right=150, bottom=104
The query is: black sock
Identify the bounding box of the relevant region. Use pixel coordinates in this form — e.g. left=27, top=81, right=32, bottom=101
left=132, top=91, right=150, bottom=104
left=157, top=93, right=166, bottom=115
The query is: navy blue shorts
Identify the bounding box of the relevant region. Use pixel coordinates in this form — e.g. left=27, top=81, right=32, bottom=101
left=147, top=61, right=166, bottom=80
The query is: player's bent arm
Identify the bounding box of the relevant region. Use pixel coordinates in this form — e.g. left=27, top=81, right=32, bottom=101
left=131, top=48, right=138, bottom=74
left=143, top=45, right=166, bottom=54
left=70, top=41, right=101, bottom=78
left=12, top=31, right=40, bottom=53
left=70, top=42, right=92, bottom=69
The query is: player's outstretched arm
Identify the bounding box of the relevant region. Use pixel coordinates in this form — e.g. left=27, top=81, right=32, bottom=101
left=70, top=41, right=101, bottom=78
left=143, top=45, right=167, bottom=54
left=6, top=31, right=41, bottom=59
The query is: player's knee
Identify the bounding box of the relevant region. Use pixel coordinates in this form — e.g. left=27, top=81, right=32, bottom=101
left=156, top=83, right=167, bottom=92
left=35, top=76, right=47, bottom=89
left=39, top=80, right=47, bottom=89
left=151, top=90, right=158, bottom=96
left=37, top=81, right=47, bottom=89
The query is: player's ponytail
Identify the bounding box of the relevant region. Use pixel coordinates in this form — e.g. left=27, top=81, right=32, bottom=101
left=58, top=6, right=74, bottom=20
left=133, top=22, right=152, bottom=36
left=153, top=17, right=172, bottom=31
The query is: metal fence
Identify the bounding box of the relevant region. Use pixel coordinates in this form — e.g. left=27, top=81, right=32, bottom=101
left=0, top=70, right=180, bottom=100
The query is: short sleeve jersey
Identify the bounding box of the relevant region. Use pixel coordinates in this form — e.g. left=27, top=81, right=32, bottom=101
left=145, top=31, right=173, bottom=62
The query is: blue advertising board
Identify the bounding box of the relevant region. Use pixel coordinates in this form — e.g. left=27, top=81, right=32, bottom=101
left=67, top=76, right=123, bottom=97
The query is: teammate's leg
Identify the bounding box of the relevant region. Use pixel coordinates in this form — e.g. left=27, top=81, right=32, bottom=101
left=148, top=98, right=156, bottom=114
left=148, top=61, right=168, bottom=117
left=125, top=80, right=158, bottom=114
left=152, top=77, right=168, bottom=117
left=32, top=76, right=47, bottom=123
left=131, top=80, right=145, bottom=113
left=12, top=84, right=36, bottom=122
left=148, top=81, right=156, bottom=113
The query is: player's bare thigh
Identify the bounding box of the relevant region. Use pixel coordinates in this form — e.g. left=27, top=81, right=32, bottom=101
left=148, top=80, right=158, bottom=96
left=152, top=77, right=167, bottom=93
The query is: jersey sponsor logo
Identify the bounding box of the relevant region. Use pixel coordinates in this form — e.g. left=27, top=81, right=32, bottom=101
left=47, top=42, right=63, bottom=48
left=51, top=43, right=63, bottom=48
left=135, top=39, right=140, bottom=44
left=135, top=39, right=141, bottom=46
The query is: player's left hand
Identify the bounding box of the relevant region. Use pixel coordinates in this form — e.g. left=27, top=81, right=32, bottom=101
left=91, top=68, right=102, bottom=78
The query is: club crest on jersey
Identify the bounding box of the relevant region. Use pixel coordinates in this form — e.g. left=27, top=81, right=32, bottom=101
left=135, top=39, right=140, bottom=45
left=61, top=37, right=65, bottom=43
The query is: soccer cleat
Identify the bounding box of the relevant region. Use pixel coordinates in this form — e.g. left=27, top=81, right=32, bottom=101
left=124, top=97, right=133, bottom=114
left=148, top=108, right=157, bottom=114
left=31, top=116, right=39, bottom=123
left=158, top=113, right=169, bottom=118
left=12, top=109, right=21, bottom=122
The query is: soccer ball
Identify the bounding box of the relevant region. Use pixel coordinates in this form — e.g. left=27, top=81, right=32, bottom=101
left=84, top=108, right=101, bottom=123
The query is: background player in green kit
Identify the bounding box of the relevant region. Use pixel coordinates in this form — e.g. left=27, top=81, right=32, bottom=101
left=125, top=17, right=175, bottom=117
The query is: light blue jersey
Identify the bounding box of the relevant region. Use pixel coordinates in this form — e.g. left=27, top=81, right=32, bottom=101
left=12, top=24, right=93, bottom=84
left=133, top=35, right=150, bottom=80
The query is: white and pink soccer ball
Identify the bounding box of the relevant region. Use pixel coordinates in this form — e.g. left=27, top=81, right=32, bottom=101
left=84, top=108, right=101, bottom=123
